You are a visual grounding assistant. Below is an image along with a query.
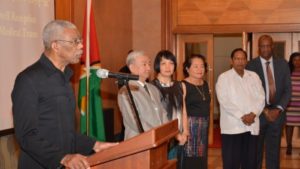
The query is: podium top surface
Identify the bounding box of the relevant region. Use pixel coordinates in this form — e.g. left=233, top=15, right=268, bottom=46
left=87, top=119, right=179, bottom=166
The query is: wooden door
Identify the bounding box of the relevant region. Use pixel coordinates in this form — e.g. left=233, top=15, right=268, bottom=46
left=176, top=34, right=214, bottom=144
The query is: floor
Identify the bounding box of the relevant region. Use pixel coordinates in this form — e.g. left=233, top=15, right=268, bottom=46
left=208, top=147, right=300, bottom=169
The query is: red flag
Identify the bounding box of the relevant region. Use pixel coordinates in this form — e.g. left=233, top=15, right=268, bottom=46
left=79, top=0, right=105, bottom=141
left=81, top=0, right=100, bottom=65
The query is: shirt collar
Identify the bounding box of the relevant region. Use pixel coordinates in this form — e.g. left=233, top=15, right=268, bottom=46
left=39, top=53, right=73, bottom=79
left=137, top=80, right=146, bottom=87
left=231, top=68, right=251, bottom=78
left=260, top=56, right=273, bottom=64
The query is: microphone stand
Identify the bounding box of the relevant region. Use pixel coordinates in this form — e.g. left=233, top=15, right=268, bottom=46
left=122, top=79, right=144, bottom=133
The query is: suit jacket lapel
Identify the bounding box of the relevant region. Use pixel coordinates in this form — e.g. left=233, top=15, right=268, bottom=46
left=273, top=59, right=280, bottom=89
left=131, top=81, right=152, bottom=99
left=256, top=57, right=266, bottom=91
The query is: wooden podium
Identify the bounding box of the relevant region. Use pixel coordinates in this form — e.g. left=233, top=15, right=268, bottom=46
left=87, top=120, right=179, bottom=169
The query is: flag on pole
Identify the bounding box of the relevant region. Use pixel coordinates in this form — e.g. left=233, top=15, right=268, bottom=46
left=78, top=0, right=106, bottom=141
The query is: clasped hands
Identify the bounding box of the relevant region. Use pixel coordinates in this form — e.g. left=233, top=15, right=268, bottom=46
left=61, top=141, right=119, bottom=169
left=263, top=107, right=281, bottom=122
left=241, top=107, right=281, bottom=125
left=241, top=112, right=256, bottom=126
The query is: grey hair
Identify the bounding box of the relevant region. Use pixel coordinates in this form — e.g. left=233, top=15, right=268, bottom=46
left=126, top=50, right=145, bottom=66
left=42, top=20, right=77, bottom=50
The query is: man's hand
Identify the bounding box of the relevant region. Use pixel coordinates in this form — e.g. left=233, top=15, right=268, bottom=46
left=93, top=141, right=119, bottom=153
left=263, top=108, right=281, bottom=122
left=241, top=112, right=256, bottom=126
left=60, top=154, right=90, bottom=169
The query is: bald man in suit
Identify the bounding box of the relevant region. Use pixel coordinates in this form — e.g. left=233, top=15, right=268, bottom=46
left=246, top=35, right=291, bottom=169
left=118, top=50, right=168, bottom=139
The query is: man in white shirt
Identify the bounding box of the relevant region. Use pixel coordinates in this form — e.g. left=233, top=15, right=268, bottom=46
left=216, top=48, right=265, bottom=169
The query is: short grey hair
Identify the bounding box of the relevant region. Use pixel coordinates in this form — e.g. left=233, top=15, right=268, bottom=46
left=126, top=50, right=145, bottom=66
left=42, top=20, right=77, bottom=50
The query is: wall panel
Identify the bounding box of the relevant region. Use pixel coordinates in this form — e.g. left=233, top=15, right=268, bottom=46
left=173, top=0, right=300, bottom=33
left=132, top=0, right=162, bottom=61
left=55, top=0, right=73, bottom=21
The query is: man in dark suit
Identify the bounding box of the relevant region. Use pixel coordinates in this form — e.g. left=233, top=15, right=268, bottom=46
left=11, top=20, right=117, bottom=169
left=246, top=35, right=291, bottom=169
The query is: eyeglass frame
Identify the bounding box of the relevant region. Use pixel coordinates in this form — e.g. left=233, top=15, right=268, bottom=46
left=54, top=38, right=83, bottom=46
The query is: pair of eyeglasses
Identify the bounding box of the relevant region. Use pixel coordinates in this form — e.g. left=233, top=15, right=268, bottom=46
left=55, top=38, right=83, bottom=46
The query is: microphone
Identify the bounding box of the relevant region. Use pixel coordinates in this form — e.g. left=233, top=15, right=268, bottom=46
left=96, top=68, right=139, bottom=80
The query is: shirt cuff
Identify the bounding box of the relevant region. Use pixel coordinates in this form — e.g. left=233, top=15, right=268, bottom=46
left=276, top=105, right=284, bottom=111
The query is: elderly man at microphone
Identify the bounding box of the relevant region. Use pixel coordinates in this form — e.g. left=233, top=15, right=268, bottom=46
left=115, top=50, right=168, bottom=139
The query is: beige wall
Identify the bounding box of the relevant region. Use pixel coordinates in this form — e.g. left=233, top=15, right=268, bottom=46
left=132, top=0, right=162, bottom=60
left=93, top=0, right=133, bottom=134
left=94, top=0, right=162, bottom=133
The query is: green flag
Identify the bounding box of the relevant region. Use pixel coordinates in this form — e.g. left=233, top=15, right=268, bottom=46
left=78, top=0, right=105, bottom=141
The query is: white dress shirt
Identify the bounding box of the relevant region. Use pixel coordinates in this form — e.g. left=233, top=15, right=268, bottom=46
left=216, top=68, right=265, bottom=135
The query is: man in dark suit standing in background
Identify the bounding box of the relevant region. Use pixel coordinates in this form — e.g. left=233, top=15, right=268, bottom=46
left=247, top=35, right=291, bottom=169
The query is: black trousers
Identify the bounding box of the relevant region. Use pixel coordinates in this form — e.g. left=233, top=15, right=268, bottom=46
left=221, top=132, right=258, bottom=169
left=257, top=113, right=285, bottom=169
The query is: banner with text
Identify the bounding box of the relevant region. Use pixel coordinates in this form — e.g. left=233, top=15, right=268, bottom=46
left=0, top=0, right=54, bottom=131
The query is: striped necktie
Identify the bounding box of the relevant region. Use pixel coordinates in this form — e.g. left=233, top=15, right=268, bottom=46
left=266, top=61, right=276, bottom=104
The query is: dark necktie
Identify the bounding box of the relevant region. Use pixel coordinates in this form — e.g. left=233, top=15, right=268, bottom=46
left=144, top=84, right=150, bottom=96
left=266, top=61, right=276, bottom=104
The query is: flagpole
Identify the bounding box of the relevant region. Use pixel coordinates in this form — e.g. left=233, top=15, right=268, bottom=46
left=85, top=0, right=92, bottom=135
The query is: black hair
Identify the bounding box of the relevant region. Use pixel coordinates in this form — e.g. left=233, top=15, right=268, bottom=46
left=153, top=50, right=177, bottom=73
left=231, top=48, right=247, bottom=59
left=183, top=54, right=207, bottom=77
left=288, top=52, right=300, bottom=73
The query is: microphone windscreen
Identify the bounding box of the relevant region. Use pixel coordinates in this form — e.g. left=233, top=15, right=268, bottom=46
left=96, top=69, right=109, bottom=78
